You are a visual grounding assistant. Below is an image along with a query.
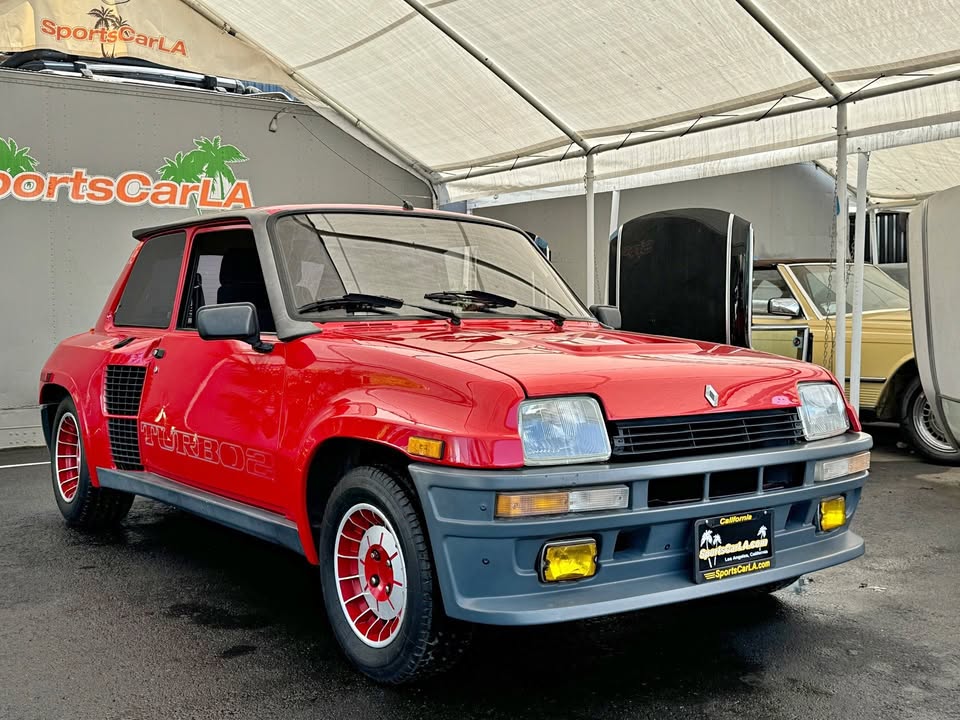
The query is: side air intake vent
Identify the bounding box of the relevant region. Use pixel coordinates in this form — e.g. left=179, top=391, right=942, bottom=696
left=104, top=365, right=147, bottom=416
left=104, top=365, right=146, bottom=470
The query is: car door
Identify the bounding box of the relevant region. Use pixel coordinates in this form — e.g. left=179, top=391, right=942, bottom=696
left=137, top=225, right=287, bottom=513
left=96, top=231, right=187, bottom=475
left=750, top=267, right=814, bottom=362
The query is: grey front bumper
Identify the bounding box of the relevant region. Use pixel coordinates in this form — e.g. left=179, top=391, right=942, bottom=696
left=410, top=432, right=872, bottom=625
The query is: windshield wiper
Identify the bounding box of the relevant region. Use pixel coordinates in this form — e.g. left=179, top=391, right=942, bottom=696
left=297, top=293, right=461, bottom=324
left=424, top=290, right=567, bottom=326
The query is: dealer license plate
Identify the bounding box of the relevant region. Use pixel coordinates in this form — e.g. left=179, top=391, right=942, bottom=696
left=694, top=510, right=774, bottom=583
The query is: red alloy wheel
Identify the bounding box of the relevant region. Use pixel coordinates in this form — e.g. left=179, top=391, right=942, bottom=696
left=334, top=503, right=407, bottom=648
left=54, top=412, right=82, bottom=503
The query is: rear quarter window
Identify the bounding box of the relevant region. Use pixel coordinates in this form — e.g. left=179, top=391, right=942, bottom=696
left=113, top=232, right=186, bottom=328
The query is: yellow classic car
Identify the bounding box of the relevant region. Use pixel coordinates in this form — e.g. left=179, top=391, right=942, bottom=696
left=752, top=259, right=958, bottom=464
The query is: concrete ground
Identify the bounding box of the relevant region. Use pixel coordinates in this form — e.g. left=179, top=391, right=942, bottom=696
left=1, top=428, right=958, bottom=720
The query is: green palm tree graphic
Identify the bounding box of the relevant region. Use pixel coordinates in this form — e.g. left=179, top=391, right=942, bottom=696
left=157, top=151, right=205, bottom=184
left=0, top=137, right=39, bottom=176
left=192, top=136, right=247, bottom=198
left=157, top=137, right=248, bottom=209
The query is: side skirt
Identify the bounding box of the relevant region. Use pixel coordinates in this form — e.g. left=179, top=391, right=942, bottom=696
left=97, top=468, right=304, bottom=555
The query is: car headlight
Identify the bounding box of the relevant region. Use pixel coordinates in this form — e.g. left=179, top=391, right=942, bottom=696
left=798, top=382, right=850, bottom=440
left=518, top=397, right=611, bottom=465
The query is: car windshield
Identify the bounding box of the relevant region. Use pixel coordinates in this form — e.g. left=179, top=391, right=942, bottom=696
left=270, top=212, right=590, bottom=321
left=789, top=263, right=910, bottom=316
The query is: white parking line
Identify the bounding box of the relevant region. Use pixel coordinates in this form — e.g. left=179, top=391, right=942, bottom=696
left=0, top=461, right=50, bottom=470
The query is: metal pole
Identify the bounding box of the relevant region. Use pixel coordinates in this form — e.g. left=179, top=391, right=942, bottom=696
left=850, top=152, right=870, bottom=414
left=401, top=0, right=591, bottom=153
left=606, top=189, right=621, bottom=304
left=869, top=208, right=880, bottom=264
left=585, top=155, right=596, bottom=306
left=734, top=0, right=845, bottom=101
left=834, top=104, right=849, bottom=389
left=438, top=66, right=960, bottom=184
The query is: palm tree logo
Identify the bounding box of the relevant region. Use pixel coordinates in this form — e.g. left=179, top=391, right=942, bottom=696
left=157, top=136, right=248, bottom=210
left=700, top=528, right=723, bottom=568
left=757, top=525, right=768, bottom=539
left=88, top=5, right=130, bottom=58
left=0, top=137, right=38, bottom=176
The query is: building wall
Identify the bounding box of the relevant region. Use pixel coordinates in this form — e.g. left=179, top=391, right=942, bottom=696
left=0, top=71, right=429, bottom=448
left=475, top=164, right=836, bottom=302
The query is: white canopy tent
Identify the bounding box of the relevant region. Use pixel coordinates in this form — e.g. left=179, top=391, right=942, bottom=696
left=5, top=0, right=960, bottom=412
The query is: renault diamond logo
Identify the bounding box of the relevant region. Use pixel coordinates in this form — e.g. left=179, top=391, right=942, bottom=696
left=705, top=384, right=719, bottom=407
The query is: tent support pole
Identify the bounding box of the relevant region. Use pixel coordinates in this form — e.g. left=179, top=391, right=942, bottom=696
left=606, top=189, right=621, bottom=304
left=439, top=67, right=960, bottom=186
left=850, top=152, right=870, bottom=414
left=834, top=104, right=849, bottom=389
left=401, top=0, right=591, bottom=153
left=734, top=0, right=845, bottom=101
left=585, top=155, right=597, bottom=305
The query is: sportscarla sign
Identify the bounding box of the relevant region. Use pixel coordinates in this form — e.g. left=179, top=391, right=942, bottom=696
left=0, top=135, right=254, bottom=209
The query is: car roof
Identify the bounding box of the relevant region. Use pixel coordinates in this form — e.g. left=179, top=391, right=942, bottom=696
left=131, top=204, right=520, bottom=240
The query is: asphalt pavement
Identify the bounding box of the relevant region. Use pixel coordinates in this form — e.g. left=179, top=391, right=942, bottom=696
left=1, top=428, right=958, bottom=720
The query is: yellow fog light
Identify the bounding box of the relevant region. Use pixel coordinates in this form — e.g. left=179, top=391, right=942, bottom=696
left=541, top=539, right=598, bottom=582
left=819, top=496, right=846, bottom=531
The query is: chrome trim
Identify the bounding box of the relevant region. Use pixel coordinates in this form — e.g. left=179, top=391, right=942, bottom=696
left=725, top=212, right=734, bottom=344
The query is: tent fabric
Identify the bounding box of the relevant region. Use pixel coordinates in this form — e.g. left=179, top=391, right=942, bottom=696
left=4, top=0, right=960, bottom=202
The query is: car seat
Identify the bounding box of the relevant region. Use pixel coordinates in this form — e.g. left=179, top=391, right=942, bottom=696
left=217, top=247, right=276, bottom=333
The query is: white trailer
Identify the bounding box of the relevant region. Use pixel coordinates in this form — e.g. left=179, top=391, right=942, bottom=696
left=0, top=70, right=430, bottom=447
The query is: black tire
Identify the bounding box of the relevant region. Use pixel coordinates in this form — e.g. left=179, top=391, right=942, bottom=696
left=900, top=377, right=960, bottom=465
left=50, top=397, right=134, bottom=529
left=319, top=465, right=470, bottom=684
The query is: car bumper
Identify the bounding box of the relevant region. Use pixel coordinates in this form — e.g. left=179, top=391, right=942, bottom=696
left=409, top=432, right=871, bottom=625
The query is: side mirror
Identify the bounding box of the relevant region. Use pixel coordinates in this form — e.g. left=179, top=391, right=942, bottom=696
left=767, top=298, right=801, bottom=318
left=590, top=304, right=622, bottom=329
left=197, top=303, right=273, bottom=353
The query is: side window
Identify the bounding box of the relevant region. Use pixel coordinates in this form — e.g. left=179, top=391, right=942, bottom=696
left=114, top=232, right=186, bottom=328
left=752, top=269, right=795, bottom=316
left=179, top=228, right=276, bottom=333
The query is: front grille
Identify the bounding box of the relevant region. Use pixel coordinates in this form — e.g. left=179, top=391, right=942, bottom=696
left=610, top=409, right=804, bottom=461
left=104, top=365, right=147, bottom=416
left=107, top=418, right=142, bottom=470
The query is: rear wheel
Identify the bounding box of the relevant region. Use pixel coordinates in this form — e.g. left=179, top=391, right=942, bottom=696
left=319, top=465, right=470, bottom=684
left=51, top=397, right=134, bottom=528
left=900, top=377, right=960, bottom=464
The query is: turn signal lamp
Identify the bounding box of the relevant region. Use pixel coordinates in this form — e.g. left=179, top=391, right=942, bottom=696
left=541, top=539, right=598, bottom=582
left=815, top=452, right=871, bottom=483
left=407, top=436, right=444, bottom=460
left=495, top=486, right=629, bottom=519
left=819, top=496, right=846, bottom=532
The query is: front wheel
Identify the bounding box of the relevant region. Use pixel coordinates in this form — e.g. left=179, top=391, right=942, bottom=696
left=900, top=377, right=960, bottom=465
left=319, top=465, right=470, bottom=684
left=50, top=397, right=134, bottom=528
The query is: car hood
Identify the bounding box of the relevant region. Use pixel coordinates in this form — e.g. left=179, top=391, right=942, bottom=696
left=331, top=320, right=833, bottom=421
